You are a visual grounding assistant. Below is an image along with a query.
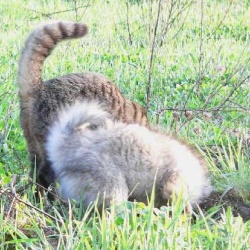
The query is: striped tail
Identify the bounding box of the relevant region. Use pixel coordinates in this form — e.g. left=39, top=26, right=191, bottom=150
left=18, top=21, right=88, bottom=99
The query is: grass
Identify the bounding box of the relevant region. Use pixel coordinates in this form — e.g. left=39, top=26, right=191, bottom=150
left=2, top=193, right=250, bottom=249
left=0, top=0, right=250, bottom=248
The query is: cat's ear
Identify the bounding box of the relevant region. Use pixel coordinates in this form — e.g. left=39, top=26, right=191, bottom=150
left=74, top=122, right=102, bottom=133
left=73, top=122, right=91, bottom=133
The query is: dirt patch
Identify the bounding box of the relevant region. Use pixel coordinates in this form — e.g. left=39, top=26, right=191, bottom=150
left=200, top=189, right=250, bottom=222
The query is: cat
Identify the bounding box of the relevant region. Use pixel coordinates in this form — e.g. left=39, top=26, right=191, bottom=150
left=45, top=100, right=212, bottom=212
left=17, top=21, right=149, bottom=190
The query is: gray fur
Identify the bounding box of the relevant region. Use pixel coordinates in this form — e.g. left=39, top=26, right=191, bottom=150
left=46, top=101, right=212, bottom=210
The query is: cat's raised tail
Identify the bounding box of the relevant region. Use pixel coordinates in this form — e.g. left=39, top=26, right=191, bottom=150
left=17, top=21, right=88, bottom=102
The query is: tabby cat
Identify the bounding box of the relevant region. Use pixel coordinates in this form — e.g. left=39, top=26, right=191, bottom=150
left=18, top=21, right=149, bottom=190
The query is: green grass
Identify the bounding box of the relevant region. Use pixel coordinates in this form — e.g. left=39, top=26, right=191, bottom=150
left=1, top=191, right=250, bottom=249
left=0, top=0, right=250, bottom=248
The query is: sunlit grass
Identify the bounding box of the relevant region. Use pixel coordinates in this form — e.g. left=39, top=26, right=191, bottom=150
left=0, top=0, right=250, bottom=248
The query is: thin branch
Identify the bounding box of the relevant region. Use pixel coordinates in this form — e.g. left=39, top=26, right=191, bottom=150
left=126, top=1, right=133, bottom=45
left=160, top=0, right=194, bottom=46
left=5, top=195, right=16, bottom=223
left=25, top=5, right=90, bottom=18
left=159, top=0, right=175, bottom=46
left=181, top=0, right=204, bottom=114
left=146, top=0, right=162, bottom=113
left=219, top=187, right=234, bottom=203
left=214, top=74, right=250, bottom=110
left=10, top=175, right=63, bottom=225
left=28, top=178, right=66, bottom=203
left=0, top=186, right=10, bottom=197
left=201, top=66, right=243, bottom=110
left=206, top=0, right=233, bottom=41
left=156, top=107, right=249, bottom=116
left=197, top=0, right=204, bottom=95
left=73, top=0, right=79, bottom=22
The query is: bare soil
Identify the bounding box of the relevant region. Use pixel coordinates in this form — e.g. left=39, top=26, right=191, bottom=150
left=200, top=189, right=250, bottom=222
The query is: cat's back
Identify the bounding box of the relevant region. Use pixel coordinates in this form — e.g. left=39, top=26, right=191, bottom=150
left=31, top=72, right=148, bottom=138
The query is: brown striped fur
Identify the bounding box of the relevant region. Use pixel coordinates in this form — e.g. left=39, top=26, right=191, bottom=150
left=18, top=21, right=149, bottom=190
